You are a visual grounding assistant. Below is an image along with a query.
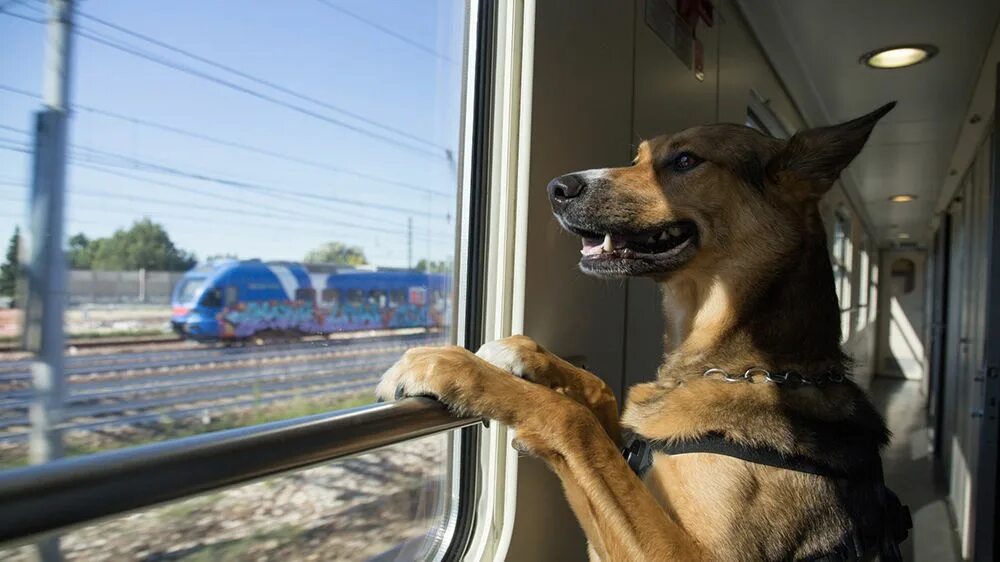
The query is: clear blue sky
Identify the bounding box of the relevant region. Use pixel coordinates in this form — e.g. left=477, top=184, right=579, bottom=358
left=0, top=0, right=465, bottom=267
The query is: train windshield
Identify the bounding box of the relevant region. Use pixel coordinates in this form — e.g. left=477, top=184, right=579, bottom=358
left=175, top=277, right=206, bottom=305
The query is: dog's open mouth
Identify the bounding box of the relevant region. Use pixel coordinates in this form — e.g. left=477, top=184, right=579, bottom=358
left=567, top=220, right=699, bottom=277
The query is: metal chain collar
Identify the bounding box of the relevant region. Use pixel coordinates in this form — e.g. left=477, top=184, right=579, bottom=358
left=702, top=367, right=849, bottom=385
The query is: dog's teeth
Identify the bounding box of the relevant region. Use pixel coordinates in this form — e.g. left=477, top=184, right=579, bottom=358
left=601, top=233, right=614, bottom=252
left=668, top=226, right=683, bottom=237
left=647, top=235, right=657, bottom=244
left=659, top=231, right=669, bottom=241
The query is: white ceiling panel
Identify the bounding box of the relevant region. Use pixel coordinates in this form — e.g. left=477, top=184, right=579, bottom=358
left=739, top=0, right=1000, bottom=246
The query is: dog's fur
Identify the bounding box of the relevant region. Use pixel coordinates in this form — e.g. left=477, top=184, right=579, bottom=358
left=377, top=104, right=896, bottom=561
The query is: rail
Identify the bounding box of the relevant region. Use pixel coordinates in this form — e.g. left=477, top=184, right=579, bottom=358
left=0, top=397, right=481, bottom=547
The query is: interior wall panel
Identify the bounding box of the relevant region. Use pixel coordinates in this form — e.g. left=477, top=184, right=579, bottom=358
left=507, top=0, right=636, bottom=559
left=622, top=0, right=722, bottom=391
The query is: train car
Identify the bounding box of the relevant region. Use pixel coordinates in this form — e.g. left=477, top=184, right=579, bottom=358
left=170, top=260, right=449, bottom=340
left=8, top=2, right=1000, bottom=562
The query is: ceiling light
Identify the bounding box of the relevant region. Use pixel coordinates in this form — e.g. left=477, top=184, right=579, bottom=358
left=889, top=194, right=917, bottom=203
left=898, top=233, right=911, bottom=240
left=861, top=45, right=937, bottom=69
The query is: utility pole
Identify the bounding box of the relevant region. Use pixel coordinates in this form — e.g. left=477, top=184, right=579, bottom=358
left=407, top=216, right=413, bottom=270
left=25, top=2, right=74, bottom=561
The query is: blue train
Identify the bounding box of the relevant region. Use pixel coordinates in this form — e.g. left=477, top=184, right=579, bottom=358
left=170, top=260, right=450, bottom=341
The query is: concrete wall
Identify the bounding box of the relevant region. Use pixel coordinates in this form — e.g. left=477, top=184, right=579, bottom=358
left=67, top=270, right=185, bottom=305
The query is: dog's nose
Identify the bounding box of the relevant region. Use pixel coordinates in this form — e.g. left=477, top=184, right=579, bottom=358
left=547, top=174, right=586, bottom=209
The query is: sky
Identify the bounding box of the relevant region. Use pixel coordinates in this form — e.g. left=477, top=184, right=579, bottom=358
left=0, top=0, right=466, bottom=268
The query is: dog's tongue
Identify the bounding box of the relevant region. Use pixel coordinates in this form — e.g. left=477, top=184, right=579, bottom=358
left=581, top=234, right=626, bottom=256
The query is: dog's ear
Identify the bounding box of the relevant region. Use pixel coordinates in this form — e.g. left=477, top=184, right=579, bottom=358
left=768, top=102, right=895, bottom=197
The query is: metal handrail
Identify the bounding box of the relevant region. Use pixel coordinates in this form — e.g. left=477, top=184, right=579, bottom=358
left=0, top=398, right=480, bottom=547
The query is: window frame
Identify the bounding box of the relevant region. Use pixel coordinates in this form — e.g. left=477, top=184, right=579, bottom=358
left=832, top=209, right=853, bottom=339
left=746, top=90, right=790, bottom=139
left=856, top=237, right=870, bottom=332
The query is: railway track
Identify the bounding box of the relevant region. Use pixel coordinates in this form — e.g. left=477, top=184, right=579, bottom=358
left=0, top=332, right=446, bottom=443
left=0, top=334, right=182, bottom=354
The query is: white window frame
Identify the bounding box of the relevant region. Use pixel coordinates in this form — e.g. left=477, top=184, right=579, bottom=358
left=460, top=1, right=535, bottom=560
left=832, top=210, right=853, bottom=340
left=856, top=238, right=870, bottom=332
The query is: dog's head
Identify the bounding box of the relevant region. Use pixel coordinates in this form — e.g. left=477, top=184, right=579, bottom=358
left=548, top=103, right=894, bottom=279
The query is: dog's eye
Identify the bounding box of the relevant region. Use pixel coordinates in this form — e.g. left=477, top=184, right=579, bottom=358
left=670, top=152, right=703, bottom=172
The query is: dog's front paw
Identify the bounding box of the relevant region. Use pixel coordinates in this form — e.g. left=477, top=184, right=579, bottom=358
left=375, top=345, right=518, bottom=420
left=375, top=346, right=476, bottom=403
left=475, top=335, right=542, bottom=378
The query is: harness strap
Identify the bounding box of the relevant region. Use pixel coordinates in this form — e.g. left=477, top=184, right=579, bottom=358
left=621, top=431, right=911, bottom=562
left=645, top=431, right=848, bottom=478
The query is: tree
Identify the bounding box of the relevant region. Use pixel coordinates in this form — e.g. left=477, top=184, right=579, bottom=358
left=68, top=219, right=197, bottom=271
left=67, top=233, right=93, bottom=269
left=304, top=242, right=367, bottom=266
left=415, top=259, right=451, bottom=273
left=0, top=228, right=21, bottom=303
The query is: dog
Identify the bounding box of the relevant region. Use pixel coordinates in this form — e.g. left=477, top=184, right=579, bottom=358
left=376, top=103, right=909, bottom=561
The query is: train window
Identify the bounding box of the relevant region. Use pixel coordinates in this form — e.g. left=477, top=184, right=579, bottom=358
left=175, top=277, right=205, bottom=304
left=321, top=288, right=340, bottom=304
left=368, top=290, right=388, bottom=308
left=410, top=287, right=428, bottom=306
left=746, top=94, right=790, bottom=139
left=346, top=289, right=365, bottom=307
left=0, top=0, right=486, bottom=559
left=746, top=110, right=769, bottom=133
left=832, top=210, right=853, bottom=339
left=857, top=246, right=869, bottom=331
left=3, top=432, right=457, bottom=561
left=200, top=288, right=223, bottom=308
left=390, top=289, right=407, bottom=306
left=869, top=263, right=880, bottom=325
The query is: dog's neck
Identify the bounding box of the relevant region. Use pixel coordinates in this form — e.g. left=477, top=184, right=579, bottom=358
left=657, top=233, right=844, bottom=378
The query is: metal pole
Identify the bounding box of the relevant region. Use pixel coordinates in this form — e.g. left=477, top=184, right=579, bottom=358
left=408, top=216, right=413, bottom=269
left=138, top=267, right=146, bottom=303
left=25, top=2, right=74, bottom=561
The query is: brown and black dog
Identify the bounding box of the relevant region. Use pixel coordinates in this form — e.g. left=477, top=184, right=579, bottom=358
left=377, top=103, right=905, bottom=561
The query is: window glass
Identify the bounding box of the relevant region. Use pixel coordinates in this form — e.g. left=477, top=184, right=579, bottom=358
left=2, top=0, right=467, bottom=517
left=200, top=288, right=223, bottom=308
left=869, top=263, right=879, bottom=324
left=0, top=432, right=455, bottom=562
left=390, top=289, right=407, bottom=306
left=856, top=244, right=870, bottom=332
left=321, top=288, right=340, bottom=304
left=175, top=277, right=206, bottom=305
left=295, top=287, right=316, bottom=303
left=346, top=289, right=365, bottom=306
left=0, top=0, right=473, bottom=557
left=831, top=211, right=853, bottom=340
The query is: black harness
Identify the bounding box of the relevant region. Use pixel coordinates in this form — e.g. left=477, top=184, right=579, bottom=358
left=622, top=432, right=912, bottom=561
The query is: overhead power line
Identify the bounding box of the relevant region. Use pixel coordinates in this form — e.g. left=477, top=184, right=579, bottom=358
left=70, top=5, right=451, bottom=152
left=0, top=181, right=443, bottom=240
left=312, top=0, right=457, bottom=63
left=0, top=124, right=451, bottom=221
left=0, top=83, right=452, bottom=197
left=0, top=142, right=454, bottom=242
left=2, top=9, right=448, bottom=159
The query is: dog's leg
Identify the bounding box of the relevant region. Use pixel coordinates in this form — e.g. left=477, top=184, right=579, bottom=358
left=376, top=346, right=704, bottom=562
left=476, top=336, right=622, bottom=445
